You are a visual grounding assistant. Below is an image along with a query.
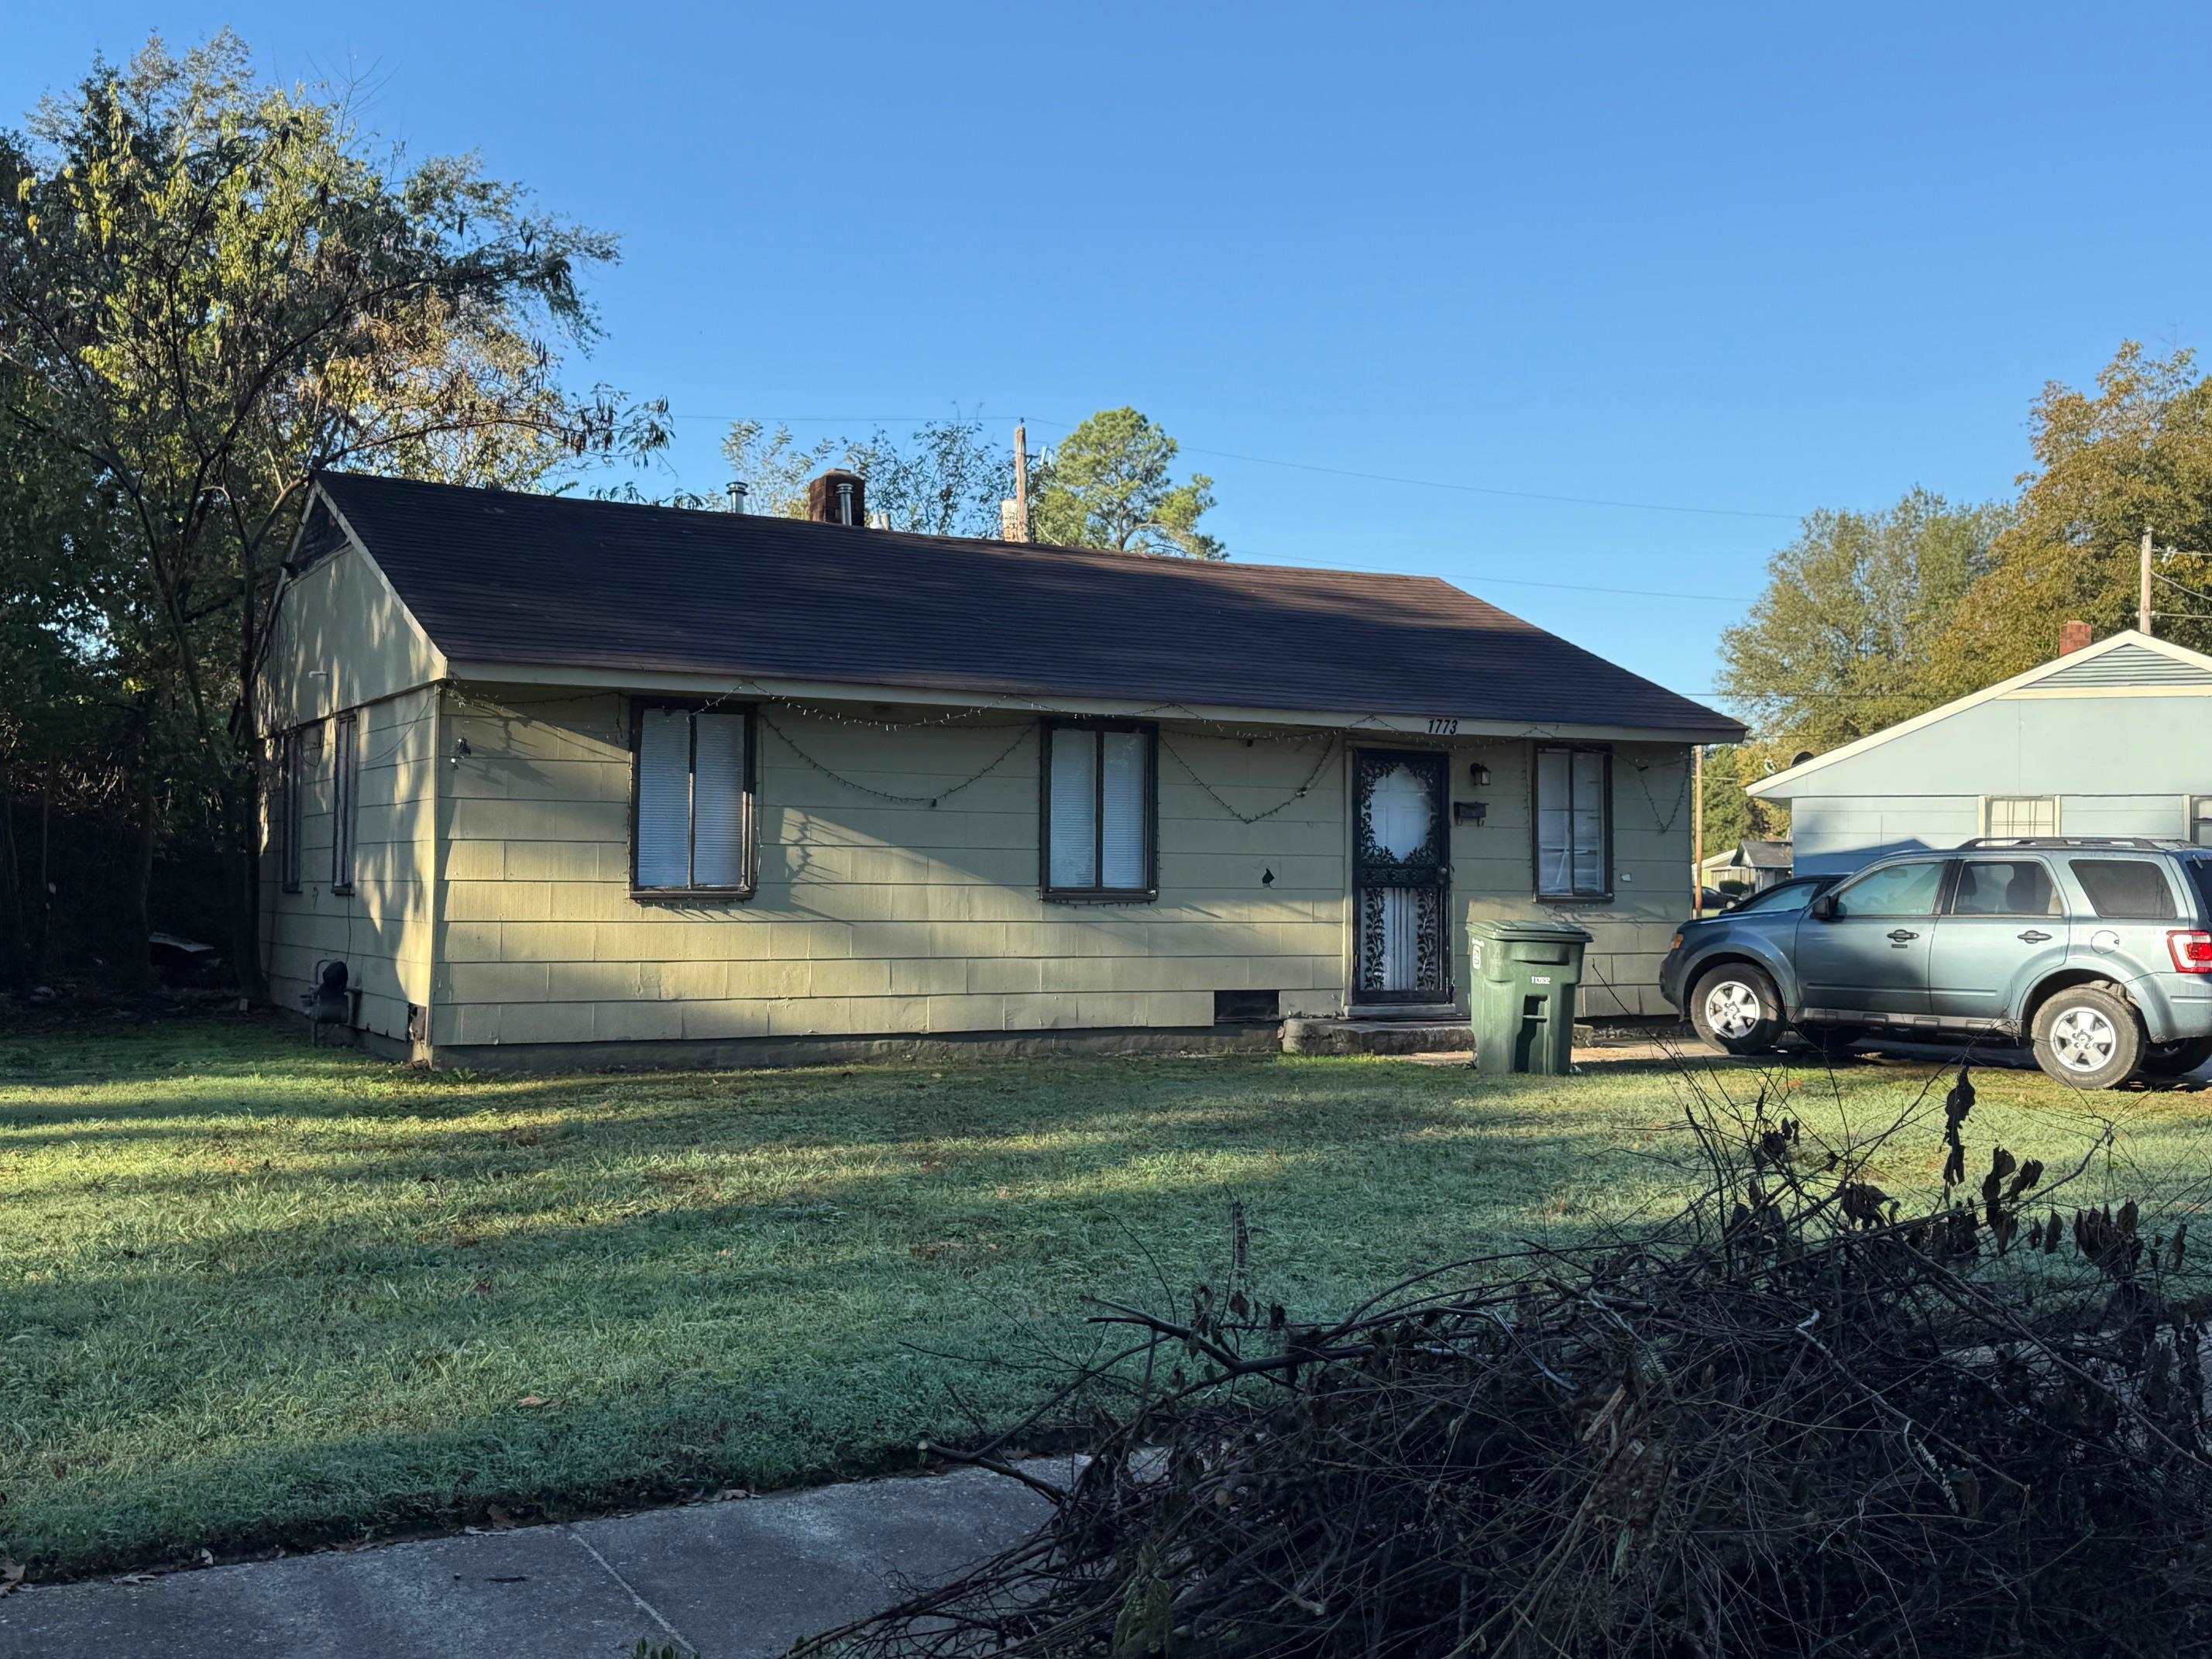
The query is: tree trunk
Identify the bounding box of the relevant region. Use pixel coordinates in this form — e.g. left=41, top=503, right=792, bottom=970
left=231, top=576, right=270, bottom=1002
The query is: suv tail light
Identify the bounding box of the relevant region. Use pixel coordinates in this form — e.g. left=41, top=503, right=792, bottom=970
left=2169, top=931, right=2212, bottom=974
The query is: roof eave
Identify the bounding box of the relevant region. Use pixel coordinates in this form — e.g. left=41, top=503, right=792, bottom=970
left=1747, top=628, right=2208, bottom=799
left=445, top=658, right=1743, bottom=743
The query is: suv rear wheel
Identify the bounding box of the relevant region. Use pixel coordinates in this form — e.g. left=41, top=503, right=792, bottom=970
left=1690, top=963, right=1787, bottom=1056
left=2030, top=983, right=2143, bottom=1090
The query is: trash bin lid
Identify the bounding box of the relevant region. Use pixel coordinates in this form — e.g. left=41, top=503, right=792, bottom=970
left=1468, top=919, right=1593, bottom=946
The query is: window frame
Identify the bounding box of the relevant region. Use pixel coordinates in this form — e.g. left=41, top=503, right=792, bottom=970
left=279, top=726, right=307, bottom=894
left=1981, top=794, right=2061, bottom=840
left=627, top=697, right=760, bottom=902
left=330, top=711, right=359, bottom=895
left=2188, top=795, right=2212, bottom=847
left=1039, top=718, right=1159, bottom=904
left=1530, top=744, right=1613, bottom=902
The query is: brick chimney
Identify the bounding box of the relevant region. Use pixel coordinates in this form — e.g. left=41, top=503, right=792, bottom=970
left=2059, top=619, right=2092, bottom=656
left=805, top=469, right=866, bottom=527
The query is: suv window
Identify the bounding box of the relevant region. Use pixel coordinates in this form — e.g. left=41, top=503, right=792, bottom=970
left=2185, top=857, right=2212, bottom=921
left=1830, top=860, right=1946, bottom=919
left=2069, top=858, right=2177, bottom=921
left=1949, top=858, right=2059, bottom=917
left=1733, top=879, right=1823, bottom=915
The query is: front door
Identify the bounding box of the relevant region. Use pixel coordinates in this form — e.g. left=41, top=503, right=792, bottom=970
left=1352, top=749, right=1451, bottom=1005
left=1794, top=857, right=1947, bottom=1018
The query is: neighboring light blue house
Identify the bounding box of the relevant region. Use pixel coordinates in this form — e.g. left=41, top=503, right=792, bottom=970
left=1749, top=629, right=2212, bottom=878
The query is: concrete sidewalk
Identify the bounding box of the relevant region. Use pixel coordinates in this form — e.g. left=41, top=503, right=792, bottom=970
left=0, top=1459, right=1063, bottom=1658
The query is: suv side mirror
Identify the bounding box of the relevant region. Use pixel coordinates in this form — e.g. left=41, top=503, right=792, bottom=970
left=1809, top=894, right=1839, bottom=922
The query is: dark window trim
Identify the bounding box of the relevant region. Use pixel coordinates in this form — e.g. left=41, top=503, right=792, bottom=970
left=1530, top=744, right=1613, bottom=902
left=330, top=711, right=359, bottom=895
left=1039, top=718, right=1159, bottom=903
left=627, top=697, right=759, bottom=902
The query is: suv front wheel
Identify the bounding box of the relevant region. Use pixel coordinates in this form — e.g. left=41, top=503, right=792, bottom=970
left=1690, top=963, right=1788, bottom=1056
left=2030, top=983, right=2143, bottom=1090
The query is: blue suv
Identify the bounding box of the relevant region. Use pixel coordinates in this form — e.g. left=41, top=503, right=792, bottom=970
left=1657, top=838, right=2212, bottom=1088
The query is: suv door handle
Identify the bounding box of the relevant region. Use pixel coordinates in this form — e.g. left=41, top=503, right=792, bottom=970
left=1887, top=929, right=1919, bottom=943
left=2018, top=929, right=2052, bottom=943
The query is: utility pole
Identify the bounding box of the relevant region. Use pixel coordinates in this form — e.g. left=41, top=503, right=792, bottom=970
left=2142, top=524, right=2155, bottom=637
left=1690, top=744, right=1705, bottom=918
left=1011, top=420, right=1032, bottom=542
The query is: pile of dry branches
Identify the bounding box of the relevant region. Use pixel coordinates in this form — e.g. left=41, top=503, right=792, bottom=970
left=805, top=1065, right=2212, bottom=1658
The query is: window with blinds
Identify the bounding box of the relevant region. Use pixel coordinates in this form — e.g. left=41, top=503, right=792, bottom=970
left=631, top=702, right=756, bottom=895
left=1042, top=721, right=1156, bottom=899
left=1534, top=746, right=1611, bottom=898
left=331, top=712, right=359, bottom=894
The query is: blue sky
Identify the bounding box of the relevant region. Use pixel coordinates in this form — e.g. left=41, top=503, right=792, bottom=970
left=8, top=3, right=2209, bottom=705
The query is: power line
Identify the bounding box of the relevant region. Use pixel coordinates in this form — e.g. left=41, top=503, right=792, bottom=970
left=1021, top=417, right=1802, bottom=523
left=2154, top=568, right=2212, bottom=606
left=1197, top=544, right=1745, bottom=603
left=663, top=409, right=1805, bottom=525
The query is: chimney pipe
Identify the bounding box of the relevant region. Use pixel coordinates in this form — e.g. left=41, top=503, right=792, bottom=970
left=805, top=469, right=866, bottom=527
left=2060, top=619, right=2092, bottom=656
left=727, top=480, right=749, bottom=514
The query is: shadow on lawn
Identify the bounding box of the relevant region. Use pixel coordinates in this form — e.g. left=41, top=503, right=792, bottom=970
left=12, top=1022, right=2179, bottom=1582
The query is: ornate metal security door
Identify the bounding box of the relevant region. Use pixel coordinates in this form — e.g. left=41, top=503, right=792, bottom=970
left=1352, top=749, right=1451, bottom=1004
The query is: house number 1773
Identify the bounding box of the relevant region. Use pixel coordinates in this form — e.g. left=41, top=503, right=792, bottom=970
left=1426, top=717, right=1460, bottom=735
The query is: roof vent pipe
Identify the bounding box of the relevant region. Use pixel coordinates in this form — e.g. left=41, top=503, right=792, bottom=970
left=727, top=480, right=749, bottom=514
left=837, top=480, right=854, bottom=524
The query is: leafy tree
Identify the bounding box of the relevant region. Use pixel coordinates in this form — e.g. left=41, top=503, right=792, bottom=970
left=1929, top=341, right=2212, bottom=697
left=0, top=33, right=665, bottom=989
left=842, top=413, right=1012, bottom=538
left=716, top=413, right=1014, bottom=537
left=0, top=368, right=132, bottom=986
left=1695, top=744, right=1788, bottom=862
left=1716, top=488, right=2003, bottom=761
left=717, top=419, right=837, bottom=517
left=1030, top=407, right=1223, bottom=558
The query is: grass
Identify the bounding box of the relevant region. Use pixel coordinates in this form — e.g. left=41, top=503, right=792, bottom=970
left=2, top=1015, right=2209, bottom=1581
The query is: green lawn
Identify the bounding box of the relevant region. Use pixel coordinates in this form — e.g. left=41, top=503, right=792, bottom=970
left=2, top=1018, right=2207, bottom=1581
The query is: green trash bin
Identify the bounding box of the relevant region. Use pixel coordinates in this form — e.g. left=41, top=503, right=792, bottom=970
left=1469, top=919, right=1593, bottom=1075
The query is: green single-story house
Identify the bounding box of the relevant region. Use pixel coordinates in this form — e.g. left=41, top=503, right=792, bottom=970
left=257, top=468, right=1740, bottom=1066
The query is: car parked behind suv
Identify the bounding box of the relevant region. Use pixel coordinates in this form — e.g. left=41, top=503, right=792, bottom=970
left=1657, top=838, right=2212, bottom=1087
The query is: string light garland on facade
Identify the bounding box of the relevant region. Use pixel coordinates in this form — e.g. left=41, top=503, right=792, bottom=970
left=1159, top=732, right=1341, bottom=826
left=1624, top=753, right=1692, bottom=836
left=756, top=709, right=1034, bottom=809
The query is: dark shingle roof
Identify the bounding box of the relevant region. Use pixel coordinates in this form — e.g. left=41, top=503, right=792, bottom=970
left=314, top=471, right=1742, bottom=737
